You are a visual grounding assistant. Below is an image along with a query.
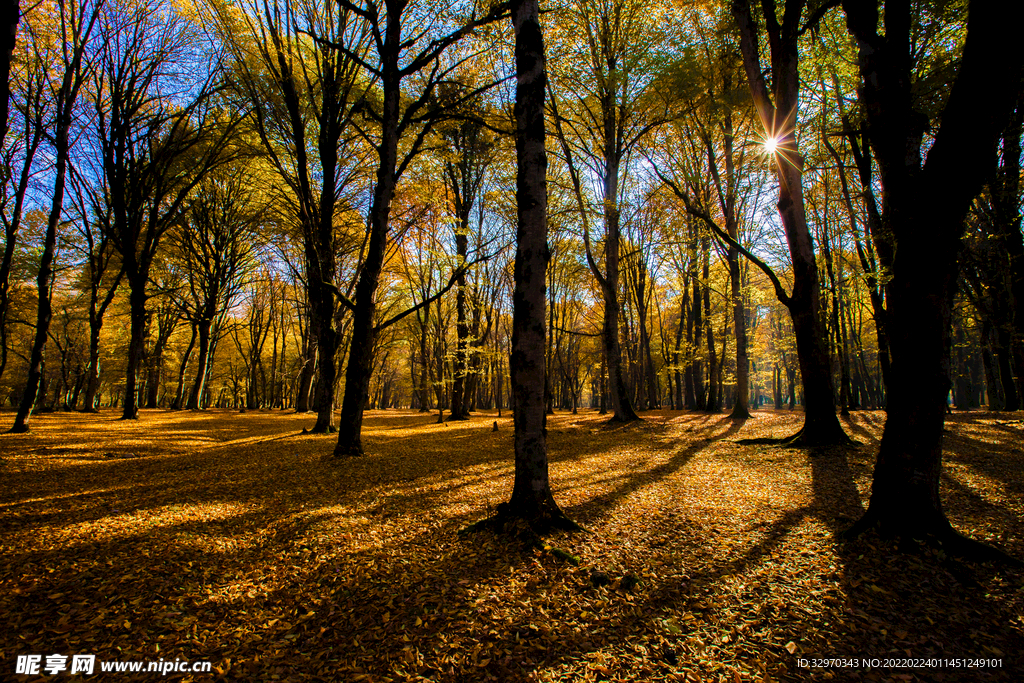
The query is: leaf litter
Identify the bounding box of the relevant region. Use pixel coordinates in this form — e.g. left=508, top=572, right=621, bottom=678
left=1, top=408, right=1022, bottom=682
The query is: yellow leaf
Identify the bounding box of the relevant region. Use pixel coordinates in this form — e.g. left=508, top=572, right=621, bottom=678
left=785, top=641, right=797, bottom=655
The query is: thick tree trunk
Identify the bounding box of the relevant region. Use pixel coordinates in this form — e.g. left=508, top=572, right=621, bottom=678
left=417, top=320, right=431, bottom=411
left=145, top=340, right=164, bottom=409
left=0, top=0, right=17, bottom=151
left=310, top=310, right=338, bottom=432
left=690, top=237, right=705, bottom=409
left=992, top=86, right=1024, bottom=406
left=702, top=237, right=717, bottom=412
left=450, top=228, right=471, bottom=420
left=729, top=246, right=751, bottom=419
left=719, top=107, right=751, bottom=419
left=772, top=130, right=848, bottom=443
left=0, top=113, right=39, bottom=386
left=600, top=271, right=637, bottom=421
left=172, top=323, right=197, bottom=410
left=843, top=0, right=1023, bottom=551
left=295, top=337, right=315, bottom=413
left=674, top=298, right=684, bottom=410
left=600, top=132, right=638, bottom=422
left=82, top=321, right=105, bottom=412
left=854, top=244, right=956, bottom=536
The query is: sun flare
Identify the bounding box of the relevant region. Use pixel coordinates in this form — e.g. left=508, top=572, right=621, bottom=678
left=763, top=136, right=779, bottom=154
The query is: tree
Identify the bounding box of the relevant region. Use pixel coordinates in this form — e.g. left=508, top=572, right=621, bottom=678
left=66, top=161, right=124, bottom=411
left=333, top=0, right=508, bottom=456
left=841, top=0, right=1024, bottom=550
left=215, top=0, right=372, bottom=432
left=696, top=41, right=756, bottom=419
left=142, top=280, right=180, bottom=408
left=9, top=0, right=103, bottom=433
left=495, top=0, right=575, bottom=531
left=0, top=36, right=46, bottom=384
left=172, top=173, right=259, bottom=410
left=440, top=110, right=494, bottom=420
left=729, top=0, right=849, bottom=445
left=0, top=0, right=19, bottom=150
left=95, top=0, right=237, bottom=420
left=548, top=0, right=675, bottom=422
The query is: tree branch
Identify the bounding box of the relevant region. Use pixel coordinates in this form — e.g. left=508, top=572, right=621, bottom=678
left=653, top=164, right=792, bottom=308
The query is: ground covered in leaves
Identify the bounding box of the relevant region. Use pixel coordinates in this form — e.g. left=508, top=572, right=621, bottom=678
left=1, top=408, right=1022, bottom=682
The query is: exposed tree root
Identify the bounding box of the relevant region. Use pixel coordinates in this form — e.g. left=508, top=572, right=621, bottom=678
left=843, top=515, right=1022, bottom=567
left=307, top=424, right=337, bottom=435
left=460, top=505, right=583, bottom=565
left=462, top=502, right=582, bottom=535
left=603, top=414, right=643, bottom=427
left=737, top=424, right=858, bottom=448
left=328, top=443, right=364, bottom=458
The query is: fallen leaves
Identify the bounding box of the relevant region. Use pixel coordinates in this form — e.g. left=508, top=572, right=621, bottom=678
left=0, top=408, right=1022, bottom=682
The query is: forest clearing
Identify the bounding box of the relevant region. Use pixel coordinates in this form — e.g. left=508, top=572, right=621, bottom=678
left=2, top=408, right=1021, bottom=682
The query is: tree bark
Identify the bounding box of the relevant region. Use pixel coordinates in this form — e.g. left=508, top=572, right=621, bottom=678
left=501, top=0, right=574, bottom=530
left=0, top=0, right=18, bottom=151
left=172, top=323, right=197, bottom=410
left=121, top=270, right=148, bottom=420
left=733, top=0, right=847, bottom=445
left=843, top=0, right=1024, bottom=548
left=10, top=74, right=76, bottom=431
left=334, top=35, right=400, bottom=455
left=186, top=318, right=214, bottom=410
left=721, top=111, right=750, bottom=419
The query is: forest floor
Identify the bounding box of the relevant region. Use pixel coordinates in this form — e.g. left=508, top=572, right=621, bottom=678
left=1, top=408, right=1022, bottom=683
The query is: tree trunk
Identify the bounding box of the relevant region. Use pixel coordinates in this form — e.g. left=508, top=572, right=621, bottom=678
left=502, top=0, right=574, bottom=529
left=843, top=0, right=1023, bottom=549
left=418, top=319, right=431, bottom=411
left=172, top=323, right=197, bottom=410
left=599, top=145, right=638, bottom=421
left=334, top=49, right=401, bottom=455
left=82, top=322, right=105, bottom=413
left=702, top=236, right=717, bottom=412
left=187, top=319, right=213, bottom=410
left=310, top=312, right=338, bottom=431
left=0, top=0, right=18, bottom=151
left=733, top=0, right=847, bottom=445
left=723, top=106, right=751, bottom=419
left=295, top=337, right=315, bottom=413
left=122, top=270, right=148, bottom=420
left=10, top=112, right=71, bottom=432
left=450, top=227, right=471, bottom=420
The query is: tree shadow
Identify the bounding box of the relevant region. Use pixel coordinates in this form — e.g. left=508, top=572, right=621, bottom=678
left=840, top=413, right=877, bottom=444
left=560, top=416, right=742, bottom=525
